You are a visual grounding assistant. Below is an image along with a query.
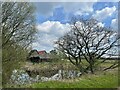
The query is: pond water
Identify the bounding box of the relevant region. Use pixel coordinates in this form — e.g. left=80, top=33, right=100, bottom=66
left=10, top=69, right=82, bottom=85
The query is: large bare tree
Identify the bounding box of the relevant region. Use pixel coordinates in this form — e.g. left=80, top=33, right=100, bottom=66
left=56, top=18, right=119, bottom=73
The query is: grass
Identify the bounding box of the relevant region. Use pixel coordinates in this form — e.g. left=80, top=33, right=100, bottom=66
left=24, top=60, right=77, bottom=71
left=26, top=70, right=118, bottom=88
left=6, top=59, right=118, bottom=88
left=23, top=59, right=117, bottom=71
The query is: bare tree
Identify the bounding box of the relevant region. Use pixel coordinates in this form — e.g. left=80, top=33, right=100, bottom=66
left=1, top=2, right=37, bottom=85
left=2, top=2, right=36, bottom=49
left=56, top=18, right=119, bottom=74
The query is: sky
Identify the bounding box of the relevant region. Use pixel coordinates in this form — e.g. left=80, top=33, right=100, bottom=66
left=32, top=1, right=118, bottom=52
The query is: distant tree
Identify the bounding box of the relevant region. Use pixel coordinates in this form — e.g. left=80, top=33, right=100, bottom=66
left=56, top=18, right=120, bottom=73
left=50, top=50, right=57, bottom=55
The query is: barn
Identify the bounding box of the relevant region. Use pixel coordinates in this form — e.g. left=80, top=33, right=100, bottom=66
left=38, top=50, right=50, bottom=61
left=28, top=50, right=51, bottom=63
left=28, top=49, right=40, bottom=63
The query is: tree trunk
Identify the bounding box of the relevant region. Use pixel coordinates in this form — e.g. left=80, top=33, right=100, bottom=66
left=89, top=58, right=94, bottom=74
left=90, top=64, right=94, bottom=74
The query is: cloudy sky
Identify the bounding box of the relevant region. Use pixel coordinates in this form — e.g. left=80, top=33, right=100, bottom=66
left=32, top=1, right=118, bottom=52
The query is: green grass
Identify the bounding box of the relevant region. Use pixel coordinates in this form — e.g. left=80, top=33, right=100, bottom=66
left=27, top=71, right=118, bottom=88
left=7, top=59, right=118, bottom=88
left=24, top=60, right=77, bottom=71
left=24, top=59, right=117, bottom=71
left=22, top=59, right=118, bottom=88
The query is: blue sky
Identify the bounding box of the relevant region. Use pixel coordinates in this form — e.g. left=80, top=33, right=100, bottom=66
left=32, top=2, right=118, bottom=52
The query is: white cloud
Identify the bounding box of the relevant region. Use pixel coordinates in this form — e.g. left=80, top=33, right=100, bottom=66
left=97, top=22, right=104, bottom=27
left=92, top=6, right=116, bottom=21
left=36, top=21, right=70, bottom=37
left=111, top=18, right=118, bottom=30
left=32, top=21, right=70, bottom=51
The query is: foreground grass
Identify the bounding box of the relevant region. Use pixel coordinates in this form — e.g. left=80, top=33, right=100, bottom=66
left=5, top=60, right=118, bottom=88
left=27, top=70, right=118, bottom=88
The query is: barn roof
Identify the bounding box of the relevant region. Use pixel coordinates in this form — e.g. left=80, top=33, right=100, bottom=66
left=29, top=50, right=50, bottom=59
left=38, top=50, right=46, bottom=55
left=38, top=50, right=50, bottom=59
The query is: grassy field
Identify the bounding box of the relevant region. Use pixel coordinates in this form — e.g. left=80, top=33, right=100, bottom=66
left=25, top=70, right=118, bottom=88
left=5, top=59, right=119, bottom=88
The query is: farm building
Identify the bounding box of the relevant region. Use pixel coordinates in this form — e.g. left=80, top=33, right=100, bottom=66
left=38, top=50, right=51, bottom=61
left=28, top=49, right=40, bottom=63
left=28, top=50, right=51, bottom=63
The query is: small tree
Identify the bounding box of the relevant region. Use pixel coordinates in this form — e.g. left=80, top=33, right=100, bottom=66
left=56, top=18, right=119, bottom=73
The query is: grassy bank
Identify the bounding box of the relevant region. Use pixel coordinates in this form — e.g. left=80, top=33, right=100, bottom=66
left=27, top=70, right=118, bottom=88
left=5, top=60, right=118, bottom=88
